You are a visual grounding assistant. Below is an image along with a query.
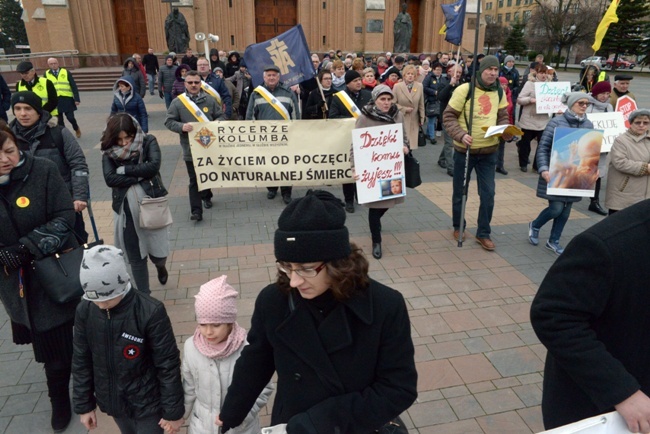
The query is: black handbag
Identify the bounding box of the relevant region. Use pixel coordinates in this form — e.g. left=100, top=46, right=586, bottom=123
left=425, top=101, right=440, bottom=117
left=404, top=151, right=422, bottom=189
left=32, top=223, right=103, bottom=304
left=417, top=126, right=426, bottom=148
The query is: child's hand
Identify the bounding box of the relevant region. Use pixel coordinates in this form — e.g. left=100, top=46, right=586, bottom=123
left=80, top=411, right=97, bottom=430
left=159, top=418, right=183, bottom=433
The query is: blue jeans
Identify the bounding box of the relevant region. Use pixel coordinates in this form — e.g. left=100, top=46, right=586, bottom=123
left=452, top=150, right=497, bottom=238
left=532, top=200, right=573, bottom=243
left=164, top=92, right=173, bottom=109
left=147, top=73, right=156, bottom=94
left=426, top=115, right=437, bottom=140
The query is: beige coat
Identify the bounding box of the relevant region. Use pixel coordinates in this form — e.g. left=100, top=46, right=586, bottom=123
left=517, top=72, right=552, bottom=131
left=393, top=81, right=425, bottom=149
left=605, top=130, right=650, bottom=211
left=350, top=108, right=409, bottom=209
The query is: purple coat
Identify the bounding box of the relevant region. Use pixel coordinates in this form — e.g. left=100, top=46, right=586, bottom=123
left=171, top=64, right=191, bottom=99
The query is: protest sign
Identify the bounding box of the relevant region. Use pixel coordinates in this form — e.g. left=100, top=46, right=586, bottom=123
left=352, top=123, right=406, bottom=204
left=547, top=127, right=604, bottom=197
left=534, top=81, right=571, bottom=114
left=538, top=411, right=628, bottom=434
left=615, top=95, right=637, bottom=128
left=189, top=119, right=356, bottom=189
left=585, top=112, right=626, bottom=153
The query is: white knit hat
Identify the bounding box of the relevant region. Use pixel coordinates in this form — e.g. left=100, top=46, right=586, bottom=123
left=80, top=245, right=131, bottom=301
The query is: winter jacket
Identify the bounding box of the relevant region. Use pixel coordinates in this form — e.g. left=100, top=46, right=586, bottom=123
left=393, top=81, right=425, bottom=149
left=142, top=53, right=159, bottom=75
left=165, top=90, right=224, bottom=161
left=304, top=87, right=335, bottom=119
left=422, top=71, right=444, bottom=107
left=122, top=57, right=146, bottom=98
left=245, top=83, right=300, bottom=120
left=224, top=52, right=240, bottom=79
left=605, top=130, right=650, bottom=211
left=535, top=111, right=594, bottom=202
left=10, top=112, right=89, bottom=202
left=72, top=289, right=184, bottom=421
left=102, top=135, right=163, bottom=213
left=517, top=72, right=553, bottom=131
left=530, top=200, right=650, bottom=428
left=201, top=73, right=233, bottom=118
left=610, top=89, right=637, bottom=110
left=328, top=88, right=372, bottom=119
left=0, top=154, right=77, bottom=332
left=181, top=55, right=198, bottom=71
left=111, top=76, right=149, bottom=133
left=172, top=65, right=191, bottom=99
left=182, top=337, right=273, bottom=434
left=499, top=65, right=520, bottom=101
left=209, top=49, right=227, bottom=74
left=0, top=74, right=11, bottom=122
left=219, top=280, right=417, bottom=433
left=223, top=79, right=240, bottom=120
left=159, top=63, right=179, bottom=94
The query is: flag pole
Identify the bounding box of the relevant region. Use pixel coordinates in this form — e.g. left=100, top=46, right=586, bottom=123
left=316, top=76, right=329, bottom=119
left=457, top=0, right=481, bottom=248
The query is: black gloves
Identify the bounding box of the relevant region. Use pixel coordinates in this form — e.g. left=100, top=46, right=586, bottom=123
left=159, top=90, right=164, bottom=99
left=0, top=245, right=31, bottom=269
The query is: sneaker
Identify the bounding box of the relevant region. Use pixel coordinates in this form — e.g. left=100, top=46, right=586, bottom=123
left=545, top=240, right=564, bottom=255
left=528, top=222, right=539, bottom=246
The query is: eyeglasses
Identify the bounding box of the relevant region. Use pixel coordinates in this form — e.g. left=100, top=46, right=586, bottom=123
left=185, top=81, right=201, bottom=85
left=276, top=261, right=327, bottom=278
left=576, top=101, right=590, bottom=107
left=632, top=121, right=649, bottom=125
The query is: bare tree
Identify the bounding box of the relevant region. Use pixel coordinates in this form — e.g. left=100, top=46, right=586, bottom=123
left=484, top=22, right=509, bottom=53
left=528, top=0, right=600, bottom=68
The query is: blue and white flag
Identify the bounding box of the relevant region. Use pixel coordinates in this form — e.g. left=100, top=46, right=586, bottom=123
left=440, top=0, right=467, bottom=46
left=243, top=24, right=316, bottom=88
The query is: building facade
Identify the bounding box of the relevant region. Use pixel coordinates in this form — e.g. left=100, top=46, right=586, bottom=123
left=22, top=0, right=485, bottom=66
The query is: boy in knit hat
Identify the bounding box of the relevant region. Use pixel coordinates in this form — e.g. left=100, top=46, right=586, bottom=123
left=177, top=276, right=272, bottom=434
left=72, top=245, right=184, bottom=434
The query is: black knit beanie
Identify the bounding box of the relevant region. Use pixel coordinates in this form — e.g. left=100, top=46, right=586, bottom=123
left=274, top=190, right=351, bottom=263
left=11, top=91, right=43, bottom=116
left=345, top=70, right=362, bottom=84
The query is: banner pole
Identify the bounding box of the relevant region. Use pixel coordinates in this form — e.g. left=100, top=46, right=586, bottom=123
left=316, top=76, right=328, bottom=119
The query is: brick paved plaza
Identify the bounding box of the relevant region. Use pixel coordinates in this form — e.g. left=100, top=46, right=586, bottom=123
left=0, top=71, right=648, bottom=433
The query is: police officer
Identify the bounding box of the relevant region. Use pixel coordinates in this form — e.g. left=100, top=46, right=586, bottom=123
left=15, top=61, right=58, bottom=116
left=46, top=57, right=82, bottom=138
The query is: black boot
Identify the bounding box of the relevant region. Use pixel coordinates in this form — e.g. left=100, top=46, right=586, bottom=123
left=589, top=178, right=607, bottom=216
left=45, top=363, right=72, bottom=432
left=372, top=242, right=382, bottom=259
left=156, top=264, right=168, bottom=285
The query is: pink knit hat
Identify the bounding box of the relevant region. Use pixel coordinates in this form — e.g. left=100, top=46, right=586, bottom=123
left=194, top=275, right=238, bottom=324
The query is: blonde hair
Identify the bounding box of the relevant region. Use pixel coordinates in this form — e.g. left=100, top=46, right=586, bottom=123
left=402, top=64, right=417, bottom=76
left=352, top=58, right=364, bottom=71
left=363, top=67, right=375, bottom=76
left=332, top=60, right=344, bottom=70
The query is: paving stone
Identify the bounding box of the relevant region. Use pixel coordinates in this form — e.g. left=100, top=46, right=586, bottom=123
left=475, top=389, right=526, bottom=414
left=448, top=394, right=486, bottom=420
left=0, top=392, right=40, bottom=416
left=417, top=418, right=484, bottom=434
left=449, top=354, right=501, bottom=384
left=409, top=400, right=458, bottom=427
left=485, top=347, right=545, bottom=377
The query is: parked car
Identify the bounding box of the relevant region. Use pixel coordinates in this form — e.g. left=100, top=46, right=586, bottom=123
left=580, top=56, right=606, bottom=68
left=604, top=57, right=636, bottom=70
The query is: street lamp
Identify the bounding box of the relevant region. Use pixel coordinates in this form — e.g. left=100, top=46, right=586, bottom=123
left=563, top=24, right=576, bottom=71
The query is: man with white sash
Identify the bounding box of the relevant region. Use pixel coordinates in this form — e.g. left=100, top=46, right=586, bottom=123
left=246, top=64, right=301, bottom=205
left=328, top=70, right=372, bottom=213
left=165, top=70, right=224, bottom=222
left=197, top=57, right=233, bottom=119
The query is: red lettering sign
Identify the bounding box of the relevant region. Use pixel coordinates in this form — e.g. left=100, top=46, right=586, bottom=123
left=615, top=95, right=638, bottom=128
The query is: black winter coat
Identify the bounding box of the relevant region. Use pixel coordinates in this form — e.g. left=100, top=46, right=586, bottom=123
left=72, top=289, right=184, bottom=421
left=0, top=154, right=77, bottom=332
left=102, top=135, right=163, bottom=213
left=530, top=199, right=650, bottom=429
left=219, top=280, right=418, bottom=433
left=328, top=88, right=372, bottom=119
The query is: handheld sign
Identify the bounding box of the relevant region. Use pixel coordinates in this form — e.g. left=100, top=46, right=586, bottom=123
left=352, top=124, right=406, bottom=205
left=585, top=112, right=626, bottom=153
left=534, top=82, right=571, bottom=114
left=615, top=95, right=637, bottom=128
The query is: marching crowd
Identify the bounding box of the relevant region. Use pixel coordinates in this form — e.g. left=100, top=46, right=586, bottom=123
left=0, top=44, right=648, bottom=434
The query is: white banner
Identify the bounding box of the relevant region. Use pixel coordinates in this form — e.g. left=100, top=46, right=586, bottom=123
left=537, top=411, right=630, bottom=433
left=352, top=123, right=406, bottom=205
left=188, top=119, right=356, bottom=189
left=535, top=81, right=571, bottom=114
left=585, top=112, right=626, bottom=153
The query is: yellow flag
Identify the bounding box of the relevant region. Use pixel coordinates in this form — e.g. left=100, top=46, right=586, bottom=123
left=592, top=0, right=619, bottom=51
left=439, top=24, right=447, bottom=35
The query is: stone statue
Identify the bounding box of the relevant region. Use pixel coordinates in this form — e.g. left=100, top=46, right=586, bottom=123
left=393, top=2, right=413, bottom=53
left=164, top=8, right=190, bottom=54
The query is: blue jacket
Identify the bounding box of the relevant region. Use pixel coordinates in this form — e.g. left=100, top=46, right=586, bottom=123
left=535, top=111, right=594, bottom=202
left=201, top=72, right=233, bottom=118
left=111, top=76, right=149, bottom=133
left=422, top=71, right=444, bottom=107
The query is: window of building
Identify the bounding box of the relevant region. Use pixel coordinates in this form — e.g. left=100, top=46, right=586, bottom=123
left=498, top=13, right=503, bottom=22
left=505, top=12, right=511, bottom=21
left=514, top=11, right=520, bottom=21
left=516, top=0, right=521, bottom=5
left=486, top=14, right=493, bottom=22
left=523, top=10, right=531, bottom=20
left=498, top=0, right=504, bottom=7
left=507, top=0, right=512, bottom=6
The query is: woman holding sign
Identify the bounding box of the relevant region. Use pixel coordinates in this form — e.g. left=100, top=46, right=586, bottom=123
left=605, top=109, right=650, bottom=215
left=517, top=64, right=552, bottom=173
left=351, top=84, right=410, bottom=259
left=528, top=92, right=594, bottom=255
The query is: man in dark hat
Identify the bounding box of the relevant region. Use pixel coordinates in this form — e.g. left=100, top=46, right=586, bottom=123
left=15, top=61, right=59, bottom=116
left=227, top=58, right=251, bottom=118
left=610, top=74, right=635, bottom=108
left=328, top=69, right=372, bottom=213
left=246, top=64, right=301, bottom=204
left=379, top=55, right=405, bottom=82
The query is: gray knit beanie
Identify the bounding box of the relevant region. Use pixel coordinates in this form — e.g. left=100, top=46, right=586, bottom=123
left=80, top=245, right=131, bottom=301
left=371, top=84, right=393, bottom=101
left=629, top=109, right=650, bottom=124
left=479, top=55, right=500, bottom=74
left=561, top=91, right=589, bottom=109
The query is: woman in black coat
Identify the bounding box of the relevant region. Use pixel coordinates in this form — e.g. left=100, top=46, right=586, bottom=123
left=304, top=69, right=336, bottom=120
left=0, top=122, right=78, bottom=432
left=218, top=190, right=417, bottom=433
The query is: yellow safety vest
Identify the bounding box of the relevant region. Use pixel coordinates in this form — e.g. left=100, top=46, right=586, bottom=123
left=598, top=71, right=607, bottom=83
left=45, top=68, right=73, bottom=98
left=17, top=77, right=58, bottom=116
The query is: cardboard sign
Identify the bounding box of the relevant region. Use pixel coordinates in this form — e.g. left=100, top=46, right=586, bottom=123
left=615, top=95, right=638, bottom=128
left=534, top=81, right=571, bottom=114
left=547, top=127, right=604, bottom=197
left=352, top=123, right=406, bottom=205
left=189, top=119, right=356, bottom=189
left=585, top=112, right=626, bottom=153
left=539, top=411, right=629, bottom=434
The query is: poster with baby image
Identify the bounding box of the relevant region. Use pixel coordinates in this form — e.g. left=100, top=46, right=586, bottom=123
left=352, top=123, right=406, bottom=204
left=547, top=127, right=604, bottom=197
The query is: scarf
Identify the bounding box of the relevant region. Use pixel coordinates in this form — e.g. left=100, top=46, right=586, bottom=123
left=101, top=117, right=145, bottom=161
left=193, top=322, right=247, bottom=359
left=361, top=102, right=399, bottom=123
left=566, top=108, right=586, bottom=122
left=406, top=82, right=414, bottom=91
left=332, top=74, right=346, bottom=89
left=362, top=78, right=377, bottom=89
left=14, top=121, right=40, bottom=144
left=476, top=75, right=500, bottom=92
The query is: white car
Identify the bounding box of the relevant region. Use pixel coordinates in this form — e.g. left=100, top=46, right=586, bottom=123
left=580, top=56, right=606, bottom=68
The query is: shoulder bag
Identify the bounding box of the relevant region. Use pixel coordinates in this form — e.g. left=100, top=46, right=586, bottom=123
left=404, top=151, right=422, bottom=189
left=138, top=172, right=173, bottom=230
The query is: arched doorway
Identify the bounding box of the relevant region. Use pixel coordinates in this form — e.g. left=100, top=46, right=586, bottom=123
left=406, top=0, right=422, bottom=53
left=254, top=0, right=297, bottom=43
left=113, top=0, right=149, bottom=61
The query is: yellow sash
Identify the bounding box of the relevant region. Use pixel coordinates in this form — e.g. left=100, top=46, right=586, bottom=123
left=334, top=91, right=360, bottom=118
left=253, top=86, right=290, bottom=120
left=177, top=94, right=210, bottom=122
left=200, top=82, right=222, bottom=105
